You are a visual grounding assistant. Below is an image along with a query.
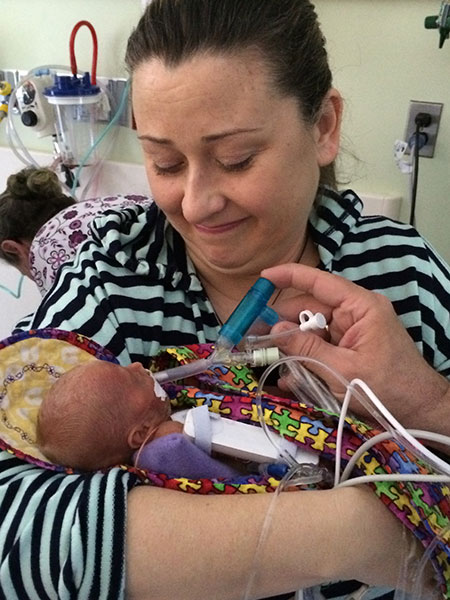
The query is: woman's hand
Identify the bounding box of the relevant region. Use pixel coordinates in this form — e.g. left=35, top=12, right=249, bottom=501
left=262, top=264, right=450, bottom=434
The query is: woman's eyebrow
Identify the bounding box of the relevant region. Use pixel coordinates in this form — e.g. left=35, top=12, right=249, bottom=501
left=202, top=127, right=262, bottom=142
left=137, top=135, right=173, bottom=145
left=138, top=127, right=262, bottom=145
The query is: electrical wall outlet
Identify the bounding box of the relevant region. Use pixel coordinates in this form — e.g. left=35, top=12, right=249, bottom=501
left=404, top=100, right=443, bottom=158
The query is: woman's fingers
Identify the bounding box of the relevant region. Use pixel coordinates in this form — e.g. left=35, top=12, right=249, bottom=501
left=262, top=263, right=373, bottom=311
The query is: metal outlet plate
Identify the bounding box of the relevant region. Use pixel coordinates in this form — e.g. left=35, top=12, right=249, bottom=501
left=404, top=100, right=443, bottom=158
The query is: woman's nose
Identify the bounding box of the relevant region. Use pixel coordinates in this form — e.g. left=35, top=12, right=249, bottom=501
left=181, top=167, right=227, bottom=223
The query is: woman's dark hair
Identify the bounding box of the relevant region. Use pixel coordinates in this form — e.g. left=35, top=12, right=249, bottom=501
left=0, top=167, right=74, bottom=266
left=125, top=0, right=336, bottom=187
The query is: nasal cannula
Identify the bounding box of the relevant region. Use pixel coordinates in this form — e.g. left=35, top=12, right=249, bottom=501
left=152, top=277, right=328, bottom=384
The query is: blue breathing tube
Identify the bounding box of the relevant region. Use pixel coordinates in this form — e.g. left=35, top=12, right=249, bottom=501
left=216, top=277, right=279, bottom=350
left=153, top=277, right=280, bottom=384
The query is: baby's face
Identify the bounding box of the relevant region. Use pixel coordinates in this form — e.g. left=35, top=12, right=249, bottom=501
left=76, top=360, right=171, bottom=424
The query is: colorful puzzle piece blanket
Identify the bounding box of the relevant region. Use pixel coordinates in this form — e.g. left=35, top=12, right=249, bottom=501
left=0, top=328, right=449, bottom=597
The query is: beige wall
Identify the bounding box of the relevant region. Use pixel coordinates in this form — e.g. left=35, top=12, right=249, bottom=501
left=314, top=0, right=450, bottom=263
left=1, top=0, right=449, bottom=262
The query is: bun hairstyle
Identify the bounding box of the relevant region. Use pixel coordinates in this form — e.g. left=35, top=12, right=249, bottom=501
left=8, top=167, right=62, bottom=200
left=0, top=167, right=74, bottom=266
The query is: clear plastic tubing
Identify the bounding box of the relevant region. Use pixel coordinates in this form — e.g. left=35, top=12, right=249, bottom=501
left=153, top=347, right=280, bottom=384
left=152, top=357, right=215, bottom=384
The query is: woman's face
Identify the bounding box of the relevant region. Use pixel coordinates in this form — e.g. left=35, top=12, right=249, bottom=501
left=132, top=51, right=340, bottom=277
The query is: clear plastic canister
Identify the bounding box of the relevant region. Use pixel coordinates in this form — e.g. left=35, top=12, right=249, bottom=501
left=45, top=93, right=102, bottom=167
left=44, top=73, right=102, bottom=167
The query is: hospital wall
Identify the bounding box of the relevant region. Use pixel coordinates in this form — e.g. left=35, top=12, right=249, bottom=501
left=0, top=0, right=449, bottom=335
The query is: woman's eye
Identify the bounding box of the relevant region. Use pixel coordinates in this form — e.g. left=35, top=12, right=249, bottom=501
left=218, top=156, right=254, bottom=172
left=152, top=162, right=184, bottom=176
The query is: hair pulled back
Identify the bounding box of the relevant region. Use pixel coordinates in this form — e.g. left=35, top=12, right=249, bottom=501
left=125, top=0, right=336, bottom=186
left=0, top=167, right=74, bottom=265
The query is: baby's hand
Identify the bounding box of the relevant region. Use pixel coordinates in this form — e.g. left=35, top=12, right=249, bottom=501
left=152, top=419, right=184, bottom=439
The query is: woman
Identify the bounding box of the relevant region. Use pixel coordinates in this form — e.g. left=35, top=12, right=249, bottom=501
left=0, top=167, right=73, bottom=282
left=0, top=166, right=151, bottom=296
left=1, top=1, right=449, bottom=599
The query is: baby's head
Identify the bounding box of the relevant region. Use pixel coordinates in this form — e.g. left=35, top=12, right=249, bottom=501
left=36, top=360, right=171, bottom=470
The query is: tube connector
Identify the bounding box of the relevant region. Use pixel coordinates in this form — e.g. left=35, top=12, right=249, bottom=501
left=223, top=347, right=281, bottom=367
left=217, top=277, right=279, bottom=349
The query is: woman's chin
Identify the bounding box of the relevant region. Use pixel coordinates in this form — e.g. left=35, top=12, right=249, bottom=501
left=202, top=253, right=257, bottom=273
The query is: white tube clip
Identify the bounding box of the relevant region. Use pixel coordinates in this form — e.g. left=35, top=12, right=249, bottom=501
left=298, top=310, right=327, bottom=332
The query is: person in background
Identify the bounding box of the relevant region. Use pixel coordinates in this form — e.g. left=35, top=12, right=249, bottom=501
left=1, top=1, right=448, bottom=599
left=0, top=167, right=73, bottom=281
left=0, top=166, right=151, bottom=295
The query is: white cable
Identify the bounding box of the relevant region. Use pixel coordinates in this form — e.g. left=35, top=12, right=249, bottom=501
left=253, top=356, right=449, bottom=599
left=341, top=429, right=450, bottom=483
left=256, top=355, right=356, bottom=469
left=341, top=431, right=392, bottom=482
left=254, top=357, right=450, bottom=485
left=334, top=383, right=353, bottom=487
left=347, top=379, right=450, bottom=477
left=336, top=473, right=450, bottom=488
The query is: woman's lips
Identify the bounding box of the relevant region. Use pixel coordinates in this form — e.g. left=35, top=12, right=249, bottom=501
left=195, top=217, right=248, bottom=234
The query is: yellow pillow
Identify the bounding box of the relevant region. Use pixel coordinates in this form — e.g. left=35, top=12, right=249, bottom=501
left=0, top=333, right=104, bottom=461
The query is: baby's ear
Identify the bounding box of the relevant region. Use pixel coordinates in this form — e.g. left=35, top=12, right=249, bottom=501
left=127, top=422, right=155, bottom=449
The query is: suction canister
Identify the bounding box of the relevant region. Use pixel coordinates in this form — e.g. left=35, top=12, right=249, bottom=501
left=44, top=73, right=102, bottom=167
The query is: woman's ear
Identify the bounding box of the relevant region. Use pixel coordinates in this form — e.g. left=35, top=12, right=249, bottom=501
left=314, top=88, right=343, bottom=167
left=1, top=239, right=23, bottom=258
left=0, top=239, right=31, bottom=275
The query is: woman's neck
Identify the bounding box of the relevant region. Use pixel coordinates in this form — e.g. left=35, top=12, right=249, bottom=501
left=191, top=233, right=319, bottom=324
left=197, top=269, right=260, bottom=325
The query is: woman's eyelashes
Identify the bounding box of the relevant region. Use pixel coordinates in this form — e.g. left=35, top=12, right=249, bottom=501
left=151, top=155, right=255, bottom=176
left=216, top=155, right=254, bottom=172
left=152, top=162, right=184, bottom=176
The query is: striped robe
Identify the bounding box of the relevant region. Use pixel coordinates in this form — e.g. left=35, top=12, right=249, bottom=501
left=2, top=188, right=449, bottom=599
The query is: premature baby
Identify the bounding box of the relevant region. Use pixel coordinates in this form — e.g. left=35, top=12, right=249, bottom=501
left=36, top=359, right=239, bottom=478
